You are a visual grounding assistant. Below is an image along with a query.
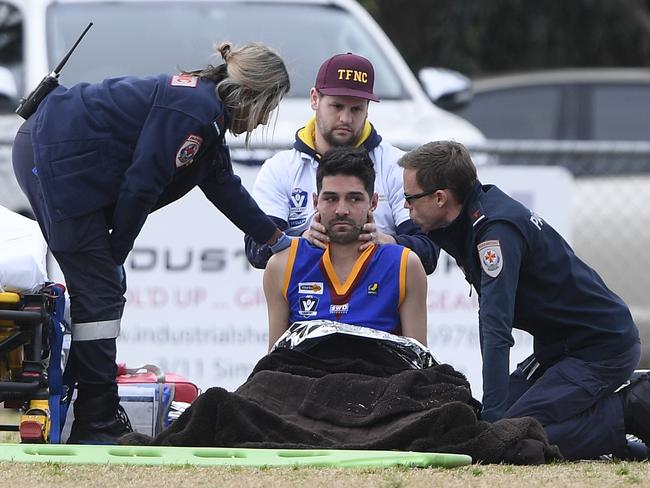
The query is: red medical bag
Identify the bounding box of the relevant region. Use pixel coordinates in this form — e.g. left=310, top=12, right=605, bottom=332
left=116, top=363, right=200, bottom=403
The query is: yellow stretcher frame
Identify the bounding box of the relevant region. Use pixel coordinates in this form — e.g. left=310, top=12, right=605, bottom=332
left=0, top=291, right=54, bottom=443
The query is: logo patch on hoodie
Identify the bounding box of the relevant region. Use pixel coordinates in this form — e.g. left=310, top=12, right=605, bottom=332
left=289, top=188, right=309, bottom=227
left=176, top=134, right=203, bottom=167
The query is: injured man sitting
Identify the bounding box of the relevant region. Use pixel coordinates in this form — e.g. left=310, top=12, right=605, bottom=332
left=120, top=147, right=563, bottom=464
left=263, top=145, right=428, bottom=350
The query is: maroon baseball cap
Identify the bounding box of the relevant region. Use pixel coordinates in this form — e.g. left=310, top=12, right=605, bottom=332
left=314, top=53, right=380, bottom=102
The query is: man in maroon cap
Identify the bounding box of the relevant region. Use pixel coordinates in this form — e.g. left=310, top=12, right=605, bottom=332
left=244, top=53, right=439, bottom=274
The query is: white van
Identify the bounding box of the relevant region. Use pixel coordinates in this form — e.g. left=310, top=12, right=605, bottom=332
left=0, top=0, right=485, bottom=214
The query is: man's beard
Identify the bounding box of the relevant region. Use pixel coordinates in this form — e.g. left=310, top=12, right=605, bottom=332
left=322, top=127, right=358, bottom=147
left=326, top=219, right=364, bottom=244
left=317, top=113, right=363, bottom=147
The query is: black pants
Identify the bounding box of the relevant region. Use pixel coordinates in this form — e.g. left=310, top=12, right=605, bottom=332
left=505, top=342, right=640, bottom=460
left=12, top=118, right=124, bottom=390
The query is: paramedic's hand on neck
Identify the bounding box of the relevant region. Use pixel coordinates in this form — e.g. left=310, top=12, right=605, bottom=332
left=358, top=211, right=396, bottom=251
left=302, top=212, right=329, bottom=249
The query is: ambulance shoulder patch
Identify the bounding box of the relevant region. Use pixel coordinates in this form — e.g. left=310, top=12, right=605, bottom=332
left=175, top=134, right=203, bottom=167
left=477, top=239, right=503, bottom=278
left=170, top=74, right=198, bottom=87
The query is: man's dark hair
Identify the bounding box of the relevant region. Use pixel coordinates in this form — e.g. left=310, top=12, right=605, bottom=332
left=398, top=140, right=477, bottom=203
left=316, top=146, right=375, bottom=197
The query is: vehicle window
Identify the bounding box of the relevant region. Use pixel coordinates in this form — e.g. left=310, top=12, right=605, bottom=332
left=457, top=86, right=561, bottom=139
left=0, top=1, right=22, bottom=108
left=47, top=1, right=407, bottom=100
left=591, top=84, right=650, bottom=141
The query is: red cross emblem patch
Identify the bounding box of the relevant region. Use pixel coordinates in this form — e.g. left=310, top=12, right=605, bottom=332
left=477, top=240, right=503, bottom=278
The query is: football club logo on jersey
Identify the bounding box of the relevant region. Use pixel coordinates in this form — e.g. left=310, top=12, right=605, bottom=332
left=477, top=240, right=503, bottom=278
left=298, top=282, right=324, bottom=295
left=298, top=296, right=319, bottom=317
left=175, top=134, right=203, bottom=167
left=290, top=188, right=308, bottom=209
left=367, top=282, right=379, bottom=295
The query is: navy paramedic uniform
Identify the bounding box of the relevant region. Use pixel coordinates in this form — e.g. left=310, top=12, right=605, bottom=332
left=427, top=181, right=640, bottom=460
left=12, top=74, right=277, bottom=393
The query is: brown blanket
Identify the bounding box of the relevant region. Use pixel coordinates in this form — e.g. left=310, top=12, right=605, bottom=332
left=120, top=337, right=562, bottom=464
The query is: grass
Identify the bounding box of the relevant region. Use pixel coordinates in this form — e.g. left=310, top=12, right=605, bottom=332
left=0, top=461, right=648, bottom=488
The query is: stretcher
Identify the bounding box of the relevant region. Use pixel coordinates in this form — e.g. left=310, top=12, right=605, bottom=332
left=0, top=284, right=68, bottom=443
left=0, top=443, right=472, bottom=468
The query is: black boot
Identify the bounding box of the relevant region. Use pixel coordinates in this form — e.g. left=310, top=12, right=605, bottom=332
left=67, top=390, right=133, bottom=444
left=620, top=373, right=650, bottom=445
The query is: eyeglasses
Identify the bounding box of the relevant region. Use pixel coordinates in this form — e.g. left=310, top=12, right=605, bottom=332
left=404, top=188, right=445, bottom=203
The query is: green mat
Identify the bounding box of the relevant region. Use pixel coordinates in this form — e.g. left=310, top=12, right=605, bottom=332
left=0, top=443, right=471, bottom=468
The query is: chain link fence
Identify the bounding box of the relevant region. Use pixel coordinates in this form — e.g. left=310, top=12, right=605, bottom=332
left=468, top=140, right=650, bottom=367
left=468, top=139, right=650, bottom=176
left=1, top=138, right=649, bottom=365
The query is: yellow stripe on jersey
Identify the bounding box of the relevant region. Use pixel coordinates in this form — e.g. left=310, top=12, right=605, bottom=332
left=282, top=238, right=300, bottom=301
left=398, top=248, right=410, bottom=306
left=322, top=243, right=376, bottom=296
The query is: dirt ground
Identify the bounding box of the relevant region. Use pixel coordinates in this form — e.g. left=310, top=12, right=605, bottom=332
left=1, top=461, right=649, bottom=488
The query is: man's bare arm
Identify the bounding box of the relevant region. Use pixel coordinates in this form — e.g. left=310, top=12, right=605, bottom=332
left=263, top=249, right=291, bottom=351
left=399, top=251, right=428, bottom=345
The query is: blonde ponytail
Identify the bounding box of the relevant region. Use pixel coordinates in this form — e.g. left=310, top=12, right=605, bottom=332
left=216, top=42, right=232, bottom=63
left=215, top=42, right=290, bottom=145
left=181, top=42, right=290, bottom=145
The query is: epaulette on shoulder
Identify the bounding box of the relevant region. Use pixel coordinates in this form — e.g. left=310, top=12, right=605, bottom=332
left=212, top=113, right=226, bottom=140
left=471, top=207, right=486, bottom=227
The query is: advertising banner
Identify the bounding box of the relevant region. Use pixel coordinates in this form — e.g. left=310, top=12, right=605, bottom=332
left=109, top=164, right=574, bottom=397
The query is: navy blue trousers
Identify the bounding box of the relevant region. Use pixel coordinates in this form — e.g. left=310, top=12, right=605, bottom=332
left=12, top=119, right=124, bottom=390
left=505, top=342, right=640, bottom=460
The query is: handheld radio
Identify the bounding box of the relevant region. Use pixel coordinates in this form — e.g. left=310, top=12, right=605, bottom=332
left=15, top=22, right=93, bottom=120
